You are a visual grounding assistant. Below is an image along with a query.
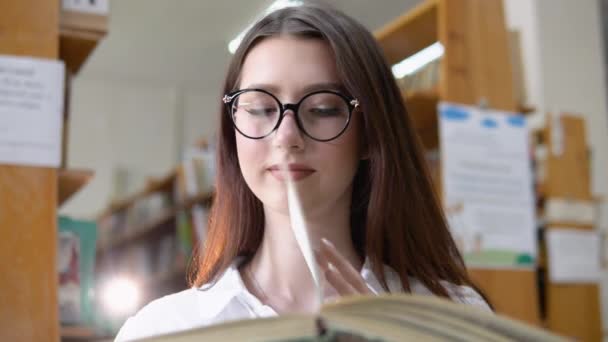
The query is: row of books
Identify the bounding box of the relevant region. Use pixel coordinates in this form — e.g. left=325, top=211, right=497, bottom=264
left=96, top=191, right=174, bottom=249
left=95, top=211, right=207, bottom=286
left=96, top=144, right=216, bottom=251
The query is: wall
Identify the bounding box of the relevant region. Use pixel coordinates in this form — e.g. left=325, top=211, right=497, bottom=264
left=60, top=79, right=176, bottom=218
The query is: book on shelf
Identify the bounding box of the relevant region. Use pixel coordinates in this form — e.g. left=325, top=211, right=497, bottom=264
left=142, top=294, right=564, bottom=342
left=58, top=216, right=97, bottom=325
left=97, top=191, right=174, bottom=249
left=175, top=144, right=215, bottom=246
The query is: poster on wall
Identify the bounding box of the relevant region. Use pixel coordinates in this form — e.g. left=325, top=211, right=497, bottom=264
left=0, top=55, right=65, bottom=167
left=439, top=102, right=536, bottom=268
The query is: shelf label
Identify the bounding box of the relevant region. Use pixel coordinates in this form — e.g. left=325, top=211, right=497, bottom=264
left=0, top=55, right=65, bottom=167
left=62, top=0, right=109, bottom=15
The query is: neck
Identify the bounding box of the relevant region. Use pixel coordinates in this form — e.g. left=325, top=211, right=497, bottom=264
left=246, top=188, right=361, bottom=313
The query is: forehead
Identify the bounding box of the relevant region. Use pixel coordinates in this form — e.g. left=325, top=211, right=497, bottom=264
left=239, top=36, right=341, bottom=95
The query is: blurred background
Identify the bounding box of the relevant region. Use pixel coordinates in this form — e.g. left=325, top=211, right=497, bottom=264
left=1, top=0, right=608, bottom=341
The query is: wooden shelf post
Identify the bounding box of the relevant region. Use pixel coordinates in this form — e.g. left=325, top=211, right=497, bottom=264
left=0, top=1, right=61, bottom=341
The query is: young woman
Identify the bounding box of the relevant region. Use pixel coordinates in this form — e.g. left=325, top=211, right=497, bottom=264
left=116, top=2, right=491, bottom=341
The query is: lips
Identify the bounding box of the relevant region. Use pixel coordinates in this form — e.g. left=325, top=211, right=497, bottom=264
left=268, top=164, right=315, bottom=181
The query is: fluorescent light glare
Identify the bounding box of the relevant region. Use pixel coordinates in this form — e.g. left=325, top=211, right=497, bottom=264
left=228, top=0, right=304, bottom=54
left=100, top=276, right=141, bottom=316
left=391, top=42, right=444, bottom=79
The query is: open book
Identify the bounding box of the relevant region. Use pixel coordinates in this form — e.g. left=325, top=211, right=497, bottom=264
left=140, top=293, right=565, bottom=341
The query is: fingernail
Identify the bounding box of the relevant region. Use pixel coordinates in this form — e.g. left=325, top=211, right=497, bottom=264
left=321, top=238, right=334, bottom=248
left=328, top=262, right=337, bottom=273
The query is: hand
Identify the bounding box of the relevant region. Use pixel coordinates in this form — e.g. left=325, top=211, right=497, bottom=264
left=315, top=238, right=373, bottom=296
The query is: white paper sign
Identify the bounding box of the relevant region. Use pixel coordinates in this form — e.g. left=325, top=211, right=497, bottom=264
left=546, top=229, right=600, bottom=283
left=439, top=102, right=536, bottom=267
left=62, top=0, right=109, bottom=15
left=545, top=198, right=596, bottom=225
left=0, top=55, right=65, bottom=167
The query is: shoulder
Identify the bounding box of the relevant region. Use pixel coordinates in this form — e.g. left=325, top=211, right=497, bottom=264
left=115, top=263, right=245, bottom=341
left=439, top=282, right=493, bottom=312
left=410, top=278, right=492, bottom=312
left=115, top=288, right=202, bottom=341
left=379, top=265, right=492, bottom=313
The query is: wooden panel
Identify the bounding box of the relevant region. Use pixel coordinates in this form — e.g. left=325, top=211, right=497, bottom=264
left=544, top=114, right=591, bottom=199
left=546, top=283, right=602, bottom=341
left=403, top=89, right=440, bottom=149
left=469, top=269, right=541, bottom=326
left=374, top=0, right=438, bottom=66
left=0, top=1, right=60, bottom=341
left=438, top=0, right=516, bottom=111
left=545, top=223, right=601, bottom=341
left=543, top=115, right=600, bottom=340
left=0, top=168, right=59, bottom=342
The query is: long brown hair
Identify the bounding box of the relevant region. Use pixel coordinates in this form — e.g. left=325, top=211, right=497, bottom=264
left=191, top=2, right=479, bottom=300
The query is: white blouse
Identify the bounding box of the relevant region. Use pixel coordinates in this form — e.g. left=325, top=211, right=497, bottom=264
left=115, top=258, right=491, bottom=341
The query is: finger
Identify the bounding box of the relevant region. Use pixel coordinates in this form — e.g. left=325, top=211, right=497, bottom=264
left=315, top=249, right=359, bottom=296
left=324, top=262, right=358, bottom=296
left=320, top=238, right=371, bottom=294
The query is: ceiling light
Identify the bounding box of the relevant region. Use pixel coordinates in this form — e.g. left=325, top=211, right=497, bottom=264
left=391, top=42, right=444, bottom=79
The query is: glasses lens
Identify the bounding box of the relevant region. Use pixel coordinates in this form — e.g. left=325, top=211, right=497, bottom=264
left=231, top=91, right=280, bottom=138
left=299, top=93, right=350, bottom=140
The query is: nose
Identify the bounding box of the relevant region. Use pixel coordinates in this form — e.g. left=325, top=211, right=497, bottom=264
left=273, top=109, right=304, bottom=151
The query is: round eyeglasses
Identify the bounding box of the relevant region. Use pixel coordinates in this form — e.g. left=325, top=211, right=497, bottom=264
left=222, top=89, right=360, bottom=142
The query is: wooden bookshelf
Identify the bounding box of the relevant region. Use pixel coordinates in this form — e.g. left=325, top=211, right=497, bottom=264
left=100, top=170, right=177, bottom=219
left=0, top=1, right=61, bottom=341
left=58, top=168, right=94, bottom=206
left=183, top=191, right=214, bottom=209
left=60, top=325, right=96, bottom=340
left=149, top=265, right=187, bottom=287
left=0, top=3, right=107, bottom=341
left=375, top=0, right=438, bottom=65
left=97, top=207, right=177, bottom=253
left=97, top=191, right=213, bottom=253
left=375, top=0, right=540, bottom=326
left=60, top=324, right=112, bottom=341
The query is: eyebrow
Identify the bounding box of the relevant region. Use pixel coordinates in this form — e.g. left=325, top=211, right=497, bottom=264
left=242, top=82, right=347, bottom=94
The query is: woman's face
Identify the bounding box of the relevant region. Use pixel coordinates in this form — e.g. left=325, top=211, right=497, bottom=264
left=234, top=36, right=362, bottom=217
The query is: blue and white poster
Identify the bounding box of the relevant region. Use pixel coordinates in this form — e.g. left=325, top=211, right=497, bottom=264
left=439, top=102, right=536, bottom=268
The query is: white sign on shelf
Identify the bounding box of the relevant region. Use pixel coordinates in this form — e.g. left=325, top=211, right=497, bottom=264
left=0, top=55, right=65, bottom=168
left=439, top=102, right=536, bottom=268
left=545, top=198, right=596, bottom=225
left=62, top=0, right=109, bottom=15
left=546, top=229, right=600, bottom=283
